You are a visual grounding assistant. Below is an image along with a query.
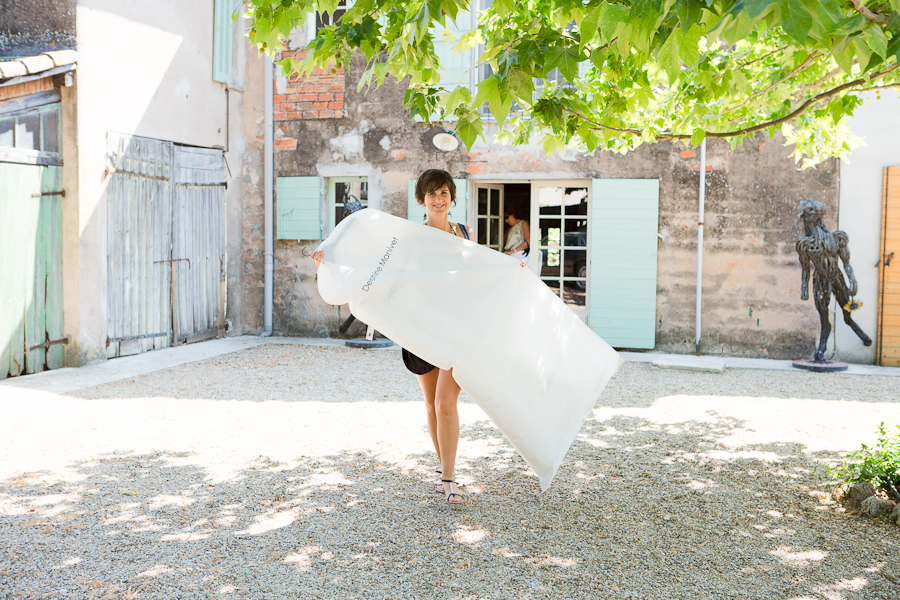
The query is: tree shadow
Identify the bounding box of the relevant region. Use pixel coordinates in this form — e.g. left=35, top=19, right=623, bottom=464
left=3, top=409, right=898, bottom=599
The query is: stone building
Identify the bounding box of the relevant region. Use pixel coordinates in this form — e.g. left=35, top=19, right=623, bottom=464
left=241, top=12, right=875, bottom=362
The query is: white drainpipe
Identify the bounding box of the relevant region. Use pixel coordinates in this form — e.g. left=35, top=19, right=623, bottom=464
left=261, top=55, right=274, bottom=337
left=695, top=139, right=706, bottom=355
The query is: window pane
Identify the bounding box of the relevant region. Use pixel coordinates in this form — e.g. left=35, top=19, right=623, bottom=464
left=563, top=187, right=588, bottom=215
left=16, top=113, right=40, bottom=151
left=490, top=188, right=501, bottom=216
left=0, top=118, right=13, bottom=147
left=489, top=217, right=499, bottom=247
left=477, top=217, right=487, bottom=244
left=477, top=188, right=488, bottom=214
left=334, top=180, right=366, bottom=228
left=42, top=109, right=60, bottom=153
left=538, top=186, right=562, bottom=216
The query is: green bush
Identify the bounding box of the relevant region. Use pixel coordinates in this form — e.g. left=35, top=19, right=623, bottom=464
left=824, top=422, right=900, bottom=503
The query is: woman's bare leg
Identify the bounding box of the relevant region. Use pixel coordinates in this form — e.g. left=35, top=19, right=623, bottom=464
left=416, top=368, right=441, bottom=462
left=434, top=368, right=461, bottom=482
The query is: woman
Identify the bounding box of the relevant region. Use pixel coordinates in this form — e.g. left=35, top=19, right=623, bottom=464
left=503, top=208, right=531, bottom=268
left=311, top=169, right=470, bottom=506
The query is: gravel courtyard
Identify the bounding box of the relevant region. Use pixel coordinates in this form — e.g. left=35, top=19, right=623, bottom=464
left=1, top=342, right=900, bottom=600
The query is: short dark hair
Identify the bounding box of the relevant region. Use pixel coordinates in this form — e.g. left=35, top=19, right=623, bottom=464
left=415, top=169, right=456, bottom=206
left=505, top=204, right=525, bottom=220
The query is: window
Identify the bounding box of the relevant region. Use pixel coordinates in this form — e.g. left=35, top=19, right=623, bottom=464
left=307, top=2, right=348, bottom=41
left=213, top=0, right=233, bottom=84
left=316, top=3, right=346, bottom=33
left=0, top=102, right=62, bottom=165
left=329, top=176, right=367, bottom=233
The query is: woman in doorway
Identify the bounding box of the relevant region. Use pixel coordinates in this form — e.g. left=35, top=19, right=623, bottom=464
left=311, top=169, right=470, bottom=506
left=503, top=207, right=531, bottom=268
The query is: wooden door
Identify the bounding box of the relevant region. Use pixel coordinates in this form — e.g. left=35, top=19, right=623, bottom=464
left=0, top=162, right=64, bottom=379
left=878, top=166, right=900, bottom=366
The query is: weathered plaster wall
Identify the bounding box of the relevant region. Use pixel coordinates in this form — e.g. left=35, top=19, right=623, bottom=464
left=265, top=41, right=838, bottom=357
left=838, top=89, right=900, bottom=365
left=75, top=1, right=245, bottom=363
left=0, top=0, right=76, bottom=56
left=61, top=82, right=80, bottom=367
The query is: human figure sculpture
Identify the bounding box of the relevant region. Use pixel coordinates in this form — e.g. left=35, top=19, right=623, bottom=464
left=796, top=199, right=872, bottom=362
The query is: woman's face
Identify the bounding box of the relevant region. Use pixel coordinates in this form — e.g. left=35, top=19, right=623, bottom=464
left=505, top=214, right=517, bottom=225
left=424, top=185, right=453, bottom=217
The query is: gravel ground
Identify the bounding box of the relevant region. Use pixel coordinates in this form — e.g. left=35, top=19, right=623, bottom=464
left=1, top=343, right=900, bottom=600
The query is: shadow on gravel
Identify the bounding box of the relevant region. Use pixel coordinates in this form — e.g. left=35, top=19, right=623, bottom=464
left=3, top=411, right=898, bottom=600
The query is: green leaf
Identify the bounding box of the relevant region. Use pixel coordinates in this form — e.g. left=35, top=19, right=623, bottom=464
left=455, top=114, right=483, bottom=150
left=490, top=90, right=515, bottom=126
left=473, top=75, right=499, bottom=110
left=891, top=0, right=900, bottom=13
left=507, top=67, right=534, bottom=102
left=833, top=44, right=855, bottom=74
left=657, top=31, right=681, bottom=84
left=691, top=128, right=706, bottom=147
left=580, top=6, right=603, bottom=50
left=862, top=25, right=889, bottom=59
left=777, top=0, right=813, bottom=43
left=541, top=134, right=566, bottom=156
left=545, top=46, right=582, bottom=83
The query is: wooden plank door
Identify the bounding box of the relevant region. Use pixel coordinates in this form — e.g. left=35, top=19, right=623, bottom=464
left=878, top=166, right=900, bottom=366
left=106, top=134, right=174, bottom=357
left=171, top=145, right=226, bottom=344
left=0, top=162, right=64, bottom=379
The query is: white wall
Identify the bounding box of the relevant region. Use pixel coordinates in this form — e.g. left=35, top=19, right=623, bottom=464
left=75, top=0, right=241, bottom=362
left=837, top=89, right=900, bottom=364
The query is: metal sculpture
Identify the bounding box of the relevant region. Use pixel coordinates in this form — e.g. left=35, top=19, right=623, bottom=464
left=795, top=199, right=871, bottom=365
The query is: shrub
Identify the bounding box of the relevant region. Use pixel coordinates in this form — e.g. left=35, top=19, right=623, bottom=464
left=824, top=422, right=900, bottom=503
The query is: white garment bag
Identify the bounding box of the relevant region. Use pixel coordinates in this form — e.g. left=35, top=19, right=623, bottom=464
left=316, top=209, right=623, bottom=490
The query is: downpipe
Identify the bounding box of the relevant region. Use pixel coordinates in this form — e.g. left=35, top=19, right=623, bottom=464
left=261, top=54, right=274, bottom=337
left=695, top=139, right=706, bottom=355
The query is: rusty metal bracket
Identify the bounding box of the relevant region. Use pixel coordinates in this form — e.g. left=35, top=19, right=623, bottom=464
left=29, top=337, right=68, bottom=351
left=32, top=190, right=65, bottom=198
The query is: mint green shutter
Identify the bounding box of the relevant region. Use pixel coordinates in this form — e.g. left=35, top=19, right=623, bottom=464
left=590, top=179, right=659, bottom=349
left=408, top=178, right=467, bottom=226
left=213, top=0, right=233, bottom=84
left=417, top=10, right=473, bottom=122
left=277, top=177, right=321, bottom=240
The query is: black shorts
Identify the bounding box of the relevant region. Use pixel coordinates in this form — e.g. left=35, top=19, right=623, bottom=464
left=402, top=348, right=436, bottom=375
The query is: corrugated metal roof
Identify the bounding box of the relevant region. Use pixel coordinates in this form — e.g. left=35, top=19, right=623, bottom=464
left=0, top=50, right=77, bottom=80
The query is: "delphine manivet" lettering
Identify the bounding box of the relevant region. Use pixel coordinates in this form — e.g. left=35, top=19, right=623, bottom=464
left=362, top=237, right=399, bottom=291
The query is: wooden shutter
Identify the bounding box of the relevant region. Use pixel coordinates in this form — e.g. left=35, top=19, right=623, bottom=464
left=213, top=0, right=233, bottom=84
left=590, top=178, right=659, bottom=349
left=878, top=166, right=900, bottom=366
left=408, top=178, right=467, bottom=227
left=277, top=177, right=322, bottom=240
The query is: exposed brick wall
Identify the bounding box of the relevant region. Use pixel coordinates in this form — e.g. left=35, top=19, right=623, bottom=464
left=274, top=49, right=345, bottom=121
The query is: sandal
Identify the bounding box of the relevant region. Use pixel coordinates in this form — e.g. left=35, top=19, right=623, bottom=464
left=442, top=479, right=465, bottom=506
left=434, top=469, right=445, bottom=494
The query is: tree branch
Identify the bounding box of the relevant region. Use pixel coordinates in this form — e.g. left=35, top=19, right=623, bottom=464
left=850, top=0, right=889, bottom=24
left=566, top=63, right=900, bottom=141
left=736, top=44, right=790, bottom=69
left=726, top=51, right=821, bottom=113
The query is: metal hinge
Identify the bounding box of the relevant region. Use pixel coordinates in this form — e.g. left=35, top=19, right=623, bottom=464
left=32, top=190, right=65, bottom=198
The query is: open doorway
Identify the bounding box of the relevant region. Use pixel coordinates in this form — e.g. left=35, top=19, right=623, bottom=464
left=473, top=181, right=590, bottom=321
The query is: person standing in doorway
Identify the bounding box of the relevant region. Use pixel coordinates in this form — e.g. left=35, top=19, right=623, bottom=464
left=503, top=207, right=531, bottom=268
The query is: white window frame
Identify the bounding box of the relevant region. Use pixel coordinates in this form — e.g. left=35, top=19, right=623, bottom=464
left=326, top=175, right=368, bottom=234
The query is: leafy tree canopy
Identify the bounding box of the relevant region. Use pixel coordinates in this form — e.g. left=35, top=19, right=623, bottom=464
left=245, top=0, right=900, bottom=166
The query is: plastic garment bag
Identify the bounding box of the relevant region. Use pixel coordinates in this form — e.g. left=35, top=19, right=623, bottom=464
left=316, top=209, right=623, bottom=490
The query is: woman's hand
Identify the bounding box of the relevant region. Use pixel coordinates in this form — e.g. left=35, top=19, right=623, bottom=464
left=311, top=250, right=324, bottom=266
